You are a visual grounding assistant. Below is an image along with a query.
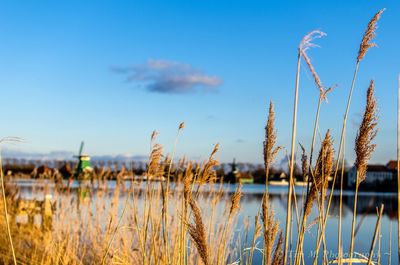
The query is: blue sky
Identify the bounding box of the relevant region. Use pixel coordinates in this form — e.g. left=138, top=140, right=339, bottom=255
left=0, top=1, right=399, bottom=165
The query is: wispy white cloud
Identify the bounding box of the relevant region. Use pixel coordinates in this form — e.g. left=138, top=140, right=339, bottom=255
left=111, top=59, right=222, bottom=94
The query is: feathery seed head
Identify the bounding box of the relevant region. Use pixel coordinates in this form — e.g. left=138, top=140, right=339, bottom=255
left=264, top=101, right=282, bottom=174
left=229, top=184, right=242, bottom=216
left=188, top=198, right=210, bottom=265
left=151, top=130, right=159, bottom=142
left=357, top=9, right=385, bottom=62
left=299, top=143, right=308, bottom=181
left=148, top=144, right=163, bottom=178
left=299, top=30, right=327, bottom=53
left=304, top=130, right=334, bottom=216
left=355, top=80, right=378, bottom=183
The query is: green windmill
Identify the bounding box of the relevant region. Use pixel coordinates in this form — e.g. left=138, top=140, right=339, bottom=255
left=73, top=141, right=93, bottom=180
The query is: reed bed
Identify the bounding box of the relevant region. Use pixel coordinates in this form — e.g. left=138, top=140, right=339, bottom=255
left=0, top=7, right=395, bottom=265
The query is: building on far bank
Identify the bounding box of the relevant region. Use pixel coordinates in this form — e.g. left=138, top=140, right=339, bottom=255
left=386, top=160, right=398, bottom=171
left=347, top=164, right=395, bottom=190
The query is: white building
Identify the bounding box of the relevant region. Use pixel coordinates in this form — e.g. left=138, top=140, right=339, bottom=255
left=347, top=164, right=394, bottom=188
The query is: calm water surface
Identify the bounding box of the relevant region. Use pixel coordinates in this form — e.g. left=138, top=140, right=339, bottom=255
left=14, top=180, right=399, bottom=264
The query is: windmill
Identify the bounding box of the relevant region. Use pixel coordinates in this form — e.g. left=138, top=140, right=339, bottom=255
left=73, top=141, right=93, bottom=180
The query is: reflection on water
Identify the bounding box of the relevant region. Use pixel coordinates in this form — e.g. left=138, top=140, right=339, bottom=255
left=13, top=180, right=399, bottom=264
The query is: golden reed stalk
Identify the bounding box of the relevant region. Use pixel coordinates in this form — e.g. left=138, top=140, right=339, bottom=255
left=313, top=9, right=384, bottom=264
left=349, top=80, right=378, bottom=265
left=187, top=198, right=210, bottom=265
left=397, top=74, right=400, bottom=265
left=283, top=38, right=302, bottom=265
left=163, top=122, right=184, bottom=264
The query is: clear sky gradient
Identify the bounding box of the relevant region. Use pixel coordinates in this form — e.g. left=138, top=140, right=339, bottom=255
left=0, top=1, right=399, bottom=165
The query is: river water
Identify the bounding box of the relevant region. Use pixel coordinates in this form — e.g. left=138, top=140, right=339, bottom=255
left=13, top=179, right=399, bottom=264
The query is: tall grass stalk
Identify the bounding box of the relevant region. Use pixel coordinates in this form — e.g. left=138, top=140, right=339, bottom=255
left=367, top=204, right=384, bottom=265
left=337, top=134, right=346, bottom=265
left=295, top=30, right=335, bottom=265
left=314, top=10, right=384, bottom=264
left=349, top=81, right=378, bottom=265
left=283, top=49, right=301, bottom=265
left=389, top=221, right=392, bottom=265
left=163, top=122, right=184, bottom=264
left=397, top=74, right=400, bottom=265
left=312, top=62, right=359, bottom=265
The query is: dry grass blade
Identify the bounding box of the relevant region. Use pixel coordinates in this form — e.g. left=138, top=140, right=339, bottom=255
left=357, top=9, right=385, bottom=62
left=187, top=199, right=210, bottom=265
left=262, top=194, right=280, bottom=265
left=355, top=80, right=378, bottom=183
left=229, top=184, right=242, bottom=217
left=271, top=231, right=284, bottom=265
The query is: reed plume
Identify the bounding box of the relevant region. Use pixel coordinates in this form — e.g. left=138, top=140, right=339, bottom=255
left=357, top=9, right=385, bottom=62
left=271, top=231, right=284, bottom=265
left=349, top=80, right=379, bottom=264
left=295, top=131, right=333, bottom=265
left=299, top=143, right=308, bottom=182
left=181, top=161, right=193, bottom=265
left=229, top=184, right=242, bottom=217
left=151, top=130, right=159, bottom=143
left=284, top=30, right=327, bottom=263
left=199, top=144, right=220, bottom=184
left=315, top=130, right=334, bottom=200
left=303, top=130, right=333, bottom=217
left=262, top=101, right=282, bottom=264
left=188, top=198, right=210, bottom=265
left=313, top=11, right=385, bottom=264
left=262, top=194, right=280, bottom=265
left=148, top=144, right=164, bottom=178
left=354, top=80, right=378, bottom=182
left=248, top=212, right=262, bottom=265
left=299, top=30, right=326, bottom=54
left=264, top=101, right=282, bottom=177
left=216, top=184, right=242, bottom=265
left=183, top=162, right=193, bottom=202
